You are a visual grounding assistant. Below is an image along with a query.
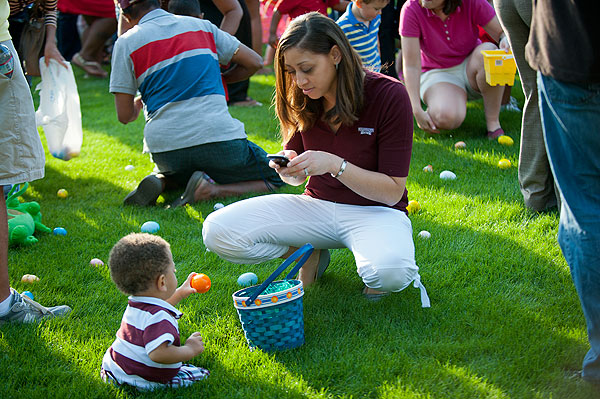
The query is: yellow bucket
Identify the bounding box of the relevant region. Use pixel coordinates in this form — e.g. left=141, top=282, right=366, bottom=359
left=481, top=50, right=517, bottom=86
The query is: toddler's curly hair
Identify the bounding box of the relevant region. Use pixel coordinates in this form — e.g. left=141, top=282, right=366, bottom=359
left=109, top=233, right=172, bottom=295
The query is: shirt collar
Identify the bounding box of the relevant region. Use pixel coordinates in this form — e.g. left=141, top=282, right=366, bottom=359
left=346, top=2, right=367, bottom=27
left=129, top=295, right=183, bottom=319
left=424, top=4, right=462, bottom=18
left=138, top=8, right=168, bottom=25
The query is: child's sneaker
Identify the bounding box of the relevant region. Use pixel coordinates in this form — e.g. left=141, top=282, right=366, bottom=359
left=0, top=289, right=71, bottom=324
left=501, top=96, right=522, bottom=113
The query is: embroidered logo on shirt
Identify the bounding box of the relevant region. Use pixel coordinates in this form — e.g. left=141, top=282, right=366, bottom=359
left=358, top=127, right=374, bottom=136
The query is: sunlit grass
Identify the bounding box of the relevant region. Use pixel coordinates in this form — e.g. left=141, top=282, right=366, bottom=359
left=1, top=69, right=596, bottom=399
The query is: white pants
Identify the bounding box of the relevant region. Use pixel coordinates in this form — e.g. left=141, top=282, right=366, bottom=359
left=202, top=194, right=429, bottom=306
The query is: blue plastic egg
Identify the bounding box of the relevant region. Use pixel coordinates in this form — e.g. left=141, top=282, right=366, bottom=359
left=53, top=227, right=67, bottom=236
left=141, top=221, right=160, bottom=234
left=237, top=272, right=258, bottom=287
left=22, top=291, right=34, bottom=300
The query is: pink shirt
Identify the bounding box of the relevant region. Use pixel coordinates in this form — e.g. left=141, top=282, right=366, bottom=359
left=274, top=0, right=340, bottom=19
left=400, top=0, right=496, bottom=72
left=285, top=72, right=413, bottom=213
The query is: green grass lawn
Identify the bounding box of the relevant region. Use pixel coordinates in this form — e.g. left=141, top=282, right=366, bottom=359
left=1, top=69, right=597, bottom=399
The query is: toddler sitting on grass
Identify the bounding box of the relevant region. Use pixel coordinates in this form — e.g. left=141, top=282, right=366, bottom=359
left=100, top=233, right=209, bottom=390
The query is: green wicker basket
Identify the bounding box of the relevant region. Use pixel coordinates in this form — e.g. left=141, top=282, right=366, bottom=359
left=232, top=244, right=314, bottom=351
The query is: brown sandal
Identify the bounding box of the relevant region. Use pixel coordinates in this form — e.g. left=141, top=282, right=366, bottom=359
left=71, top=53, right=107, bottom=78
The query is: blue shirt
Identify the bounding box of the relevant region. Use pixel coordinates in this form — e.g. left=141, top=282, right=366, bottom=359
left=336, top=3, right=382, bottom=72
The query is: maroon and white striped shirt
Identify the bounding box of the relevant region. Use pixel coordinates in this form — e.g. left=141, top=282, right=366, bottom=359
left=101, top=296, right=184, bottom=390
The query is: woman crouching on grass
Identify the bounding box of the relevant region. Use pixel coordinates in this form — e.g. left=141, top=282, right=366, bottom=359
left=202, top=12, right=429, bottom=306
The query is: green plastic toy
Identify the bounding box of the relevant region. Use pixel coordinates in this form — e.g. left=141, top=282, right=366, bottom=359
left=6, top=183, right=51, bottom=246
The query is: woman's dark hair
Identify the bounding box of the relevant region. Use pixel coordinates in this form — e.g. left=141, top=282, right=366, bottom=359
left=443, top=0, right=462, bottom=16
left=274, top=12, right=364, bottom=143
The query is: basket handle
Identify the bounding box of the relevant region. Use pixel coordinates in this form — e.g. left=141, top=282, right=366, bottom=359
left=246, top=243, right=314, bottom=305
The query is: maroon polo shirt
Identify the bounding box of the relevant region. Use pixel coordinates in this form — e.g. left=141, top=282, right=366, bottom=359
left=285, top=71, right=413, bottom=213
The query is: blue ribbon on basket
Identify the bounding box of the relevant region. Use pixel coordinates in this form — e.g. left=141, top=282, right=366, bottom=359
left=245, top=243, right=314, bottom=306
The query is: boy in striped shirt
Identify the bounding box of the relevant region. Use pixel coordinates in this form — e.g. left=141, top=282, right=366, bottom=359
left=336, top=0, right=389, bottom=72
left=101, top=233, right=209, bottom=390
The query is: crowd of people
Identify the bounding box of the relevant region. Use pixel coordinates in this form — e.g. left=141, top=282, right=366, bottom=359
left=0, top=0, right=598, bottom=392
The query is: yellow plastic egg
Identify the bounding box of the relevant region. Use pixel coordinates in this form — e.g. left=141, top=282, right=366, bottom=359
left=498, top=159, right=511, bottom=169
left=407, top=200, right=421, bottom=214
left=498, top=135, right=514, bottom=146
left=57, top=189, right=68, bottom=198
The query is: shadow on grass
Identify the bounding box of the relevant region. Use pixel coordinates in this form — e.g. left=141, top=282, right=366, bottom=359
left=241, top=222, right=591, bottom=398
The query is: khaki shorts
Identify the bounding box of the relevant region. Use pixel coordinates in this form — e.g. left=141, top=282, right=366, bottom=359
left=0, top=40, right=44, bottom=186
left=420, top=58, right=481, bottom=101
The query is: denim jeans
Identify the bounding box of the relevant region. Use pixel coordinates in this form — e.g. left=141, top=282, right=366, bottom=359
left=538, top=72, right=600, bottom=383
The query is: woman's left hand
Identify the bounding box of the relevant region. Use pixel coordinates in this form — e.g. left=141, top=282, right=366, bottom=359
left=286, top=150, right=342, bottom=178
left=44, top=41, right=68, bottom=69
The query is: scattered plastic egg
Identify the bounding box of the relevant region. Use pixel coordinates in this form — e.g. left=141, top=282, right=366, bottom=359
left=498, top=159, right=511, bottom=169
left=418, top=230, right=431, bottom=239
left=141, top=221, right=160, bottom=234
left=237, top=272, right=258, bottom=287
left=21, top=274, right=39, bottom=283
left=407, top=200, right=421, bottom=214
left=423, top=164, right=433, bottom=173
left=53, top=227, right=67, bottom=236
left=440, top=170, right=457, bottom=180
left=498, top=135, right=514, bottom=146
left=454, top=141, right=466, bottom=149
left=57, top=189, right=68, bottom=198
left=213, top=202, right=225, bottom=211
left=124, top=165, right=135, bottom=171
left=90, top=258, right=104, bottom=266
left=22, top=291, right=34, bottom=300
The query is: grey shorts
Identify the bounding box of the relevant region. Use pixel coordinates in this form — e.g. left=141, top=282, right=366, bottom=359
left=420, top=58, right=481, bottom=101
left=0, top=40, right=45, bottom=185
left=150, top=139, right=284, bottom=189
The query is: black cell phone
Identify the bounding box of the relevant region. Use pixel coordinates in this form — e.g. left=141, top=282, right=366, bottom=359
left=266, top=154, right=290, bottom=167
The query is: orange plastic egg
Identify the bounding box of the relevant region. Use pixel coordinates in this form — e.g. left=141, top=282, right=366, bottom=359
left=191, top=273, right=211, bottom=293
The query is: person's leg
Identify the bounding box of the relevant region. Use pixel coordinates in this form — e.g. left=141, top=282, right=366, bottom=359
left=494, top=0, right=557, bottom=211
left=423, top=82, right=468, bottom=131
left=0, top=41, right=71, bottom=322
left=466, top=42, right=505, bottom=132
left=80, top=16, right=116, bottom=63
left=245, top=0, right=262, bottom=55
left=336, top=204, right=429, bottom=306
left=0, top=193, right=10, bottom=302
left=157, top=139, right=283, bottom=206
left=538, top=73, right=600, bottom=383
left=72, top=16, right=116, bottom=78
left=202, top=194, right=344, bottom=264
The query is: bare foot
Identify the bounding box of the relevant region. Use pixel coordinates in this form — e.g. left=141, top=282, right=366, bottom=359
left=193, top=177, right=217, bottom=201
left=297, top=250, right=322, bottom=287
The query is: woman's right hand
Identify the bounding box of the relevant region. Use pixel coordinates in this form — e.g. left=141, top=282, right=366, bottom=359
left=269, top=150, right=306, bottom=186
left=414, top=108, right=439, bottom=134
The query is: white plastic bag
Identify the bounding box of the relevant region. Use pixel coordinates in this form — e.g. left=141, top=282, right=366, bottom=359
left=35, top=57, right=83, bottom=161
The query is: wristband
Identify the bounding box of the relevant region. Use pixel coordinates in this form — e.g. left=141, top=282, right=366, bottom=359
left=331, top=159, right=347, bottom=178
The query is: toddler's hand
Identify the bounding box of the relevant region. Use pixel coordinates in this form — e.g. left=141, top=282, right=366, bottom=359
left=178, top=272, right=199, bottom=297
left=185, top=332, right=205, bottom=357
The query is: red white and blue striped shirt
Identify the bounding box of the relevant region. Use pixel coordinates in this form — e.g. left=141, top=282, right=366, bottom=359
left=101, top=296, right=184, bottom=390
left=109, top=9, right=247, bottom=153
